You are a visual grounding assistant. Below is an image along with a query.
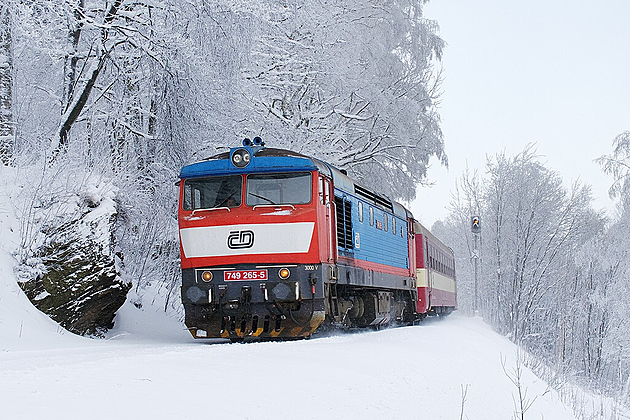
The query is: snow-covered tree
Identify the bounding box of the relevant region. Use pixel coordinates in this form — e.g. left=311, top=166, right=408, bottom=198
left=242, top=0, right=446, bottom=201
left=0, top=2, right=13, bottom=165
left=484, top=149, right=599, bottom=345
left=439, top=146, right=622, bottom=399
left=597, top=130, right=630, bottom=210
left=590, top=130, right=630, bottom=400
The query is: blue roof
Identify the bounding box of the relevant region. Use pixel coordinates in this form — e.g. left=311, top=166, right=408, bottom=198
left=179, top=147, right=320, bottom=179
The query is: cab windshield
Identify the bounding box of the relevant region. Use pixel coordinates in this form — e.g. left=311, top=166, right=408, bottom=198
left=246, top=172, right=312, bottom=206
left=183, top=175, right=242, bottom=210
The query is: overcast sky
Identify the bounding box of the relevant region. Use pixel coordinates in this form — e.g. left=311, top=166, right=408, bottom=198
left=410, top=0, right=630, bottom=227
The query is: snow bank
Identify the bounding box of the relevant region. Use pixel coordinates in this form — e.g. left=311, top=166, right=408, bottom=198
left=0, top=167, right=89, bottom=350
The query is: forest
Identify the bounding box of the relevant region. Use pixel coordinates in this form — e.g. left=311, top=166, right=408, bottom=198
left=1, top=0, right=629, bottom=416
left=434, top=136, right=630, bottom=410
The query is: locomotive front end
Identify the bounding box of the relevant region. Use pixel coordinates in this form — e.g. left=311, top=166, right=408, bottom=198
left=178, top=140, right=333, bottom=340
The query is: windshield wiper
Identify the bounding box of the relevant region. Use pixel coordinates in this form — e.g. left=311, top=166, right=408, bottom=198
left=248, top=192, right=277, bottom=205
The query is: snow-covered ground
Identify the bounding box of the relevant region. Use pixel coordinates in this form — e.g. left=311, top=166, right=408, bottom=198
left=0, top=167, right=610, bottom=420
left=2, top=291, right=580, bottom=420
left=1, top=304, right=578, bottom=420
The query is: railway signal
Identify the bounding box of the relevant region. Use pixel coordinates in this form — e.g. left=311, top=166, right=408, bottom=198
left=471, top=216, right=481, bottom=233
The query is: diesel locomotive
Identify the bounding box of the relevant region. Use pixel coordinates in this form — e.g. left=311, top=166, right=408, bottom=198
left=178, top=138, right=456, bottom=340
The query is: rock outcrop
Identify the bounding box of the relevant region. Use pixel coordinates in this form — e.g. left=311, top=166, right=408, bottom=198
left=18, top=184, right=130, bottom=337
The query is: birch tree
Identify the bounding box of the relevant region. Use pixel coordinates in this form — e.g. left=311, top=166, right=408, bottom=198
left=594, top=131, right=630, bottom=398
left=440, top=146, right=630, bottom=400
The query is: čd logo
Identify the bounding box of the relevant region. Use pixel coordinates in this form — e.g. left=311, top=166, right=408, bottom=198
left=227, top=230, right=255, bottom=249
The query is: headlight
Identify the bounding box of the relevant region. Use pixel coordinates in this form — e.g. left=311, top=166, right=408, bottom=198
left=278, top=268, right=291, bottom=279
left=201, top=271, right=213, bottom=282
left=231, top=149, right=251, bottom=168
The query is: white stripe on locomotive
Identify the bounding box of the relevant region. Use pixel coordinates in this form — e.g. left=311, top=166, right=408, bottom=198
left=179, top=222, right=315, bottom=258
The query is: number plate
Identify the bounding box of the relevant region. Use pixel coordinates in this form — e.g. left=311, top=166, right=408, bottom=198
left=224, top=269, right=268, bottom=281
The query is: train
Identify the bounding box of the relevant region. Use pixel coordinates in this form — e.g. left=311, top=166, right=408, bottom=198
left=178, top=137, right=456, bottom=340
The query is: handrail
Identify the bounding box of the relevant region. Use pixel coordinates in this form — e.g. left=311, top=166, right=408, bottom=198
left=191, top=207, right=231, bottom=216
left=252, top=204, right=295, bottom=210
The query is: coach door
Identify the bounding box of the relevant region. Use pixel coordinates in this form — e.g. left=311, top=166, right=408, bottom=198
left=319, top=176, right=335, bottom=263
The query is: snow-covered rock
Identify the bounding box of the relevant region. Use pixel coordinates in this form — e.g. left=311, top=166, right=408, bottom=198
left=12, top=167, right=130, bottom=336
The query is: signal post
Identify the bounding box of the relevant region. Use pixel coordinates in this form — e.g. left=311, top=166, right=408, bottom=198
left=471, top=216, right=480, bottom=313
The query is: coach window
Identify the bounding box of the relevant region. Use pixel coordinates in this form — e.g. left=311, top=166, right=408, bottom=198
left=246, top=172, right=312, bottom=206
left=369, top=206, right=374, bottom=226
left=184, top=185, right=193, bottom=209
left=358, top=201, right=363, bottom=223
left=384, top=214, right=388, bottom=232
left=392, top=217, right=396, bottom=235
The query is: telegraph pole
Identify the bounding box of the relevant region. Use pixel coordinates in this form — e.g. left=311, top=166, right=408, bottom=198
left=471, top=216, right=481, bottom=313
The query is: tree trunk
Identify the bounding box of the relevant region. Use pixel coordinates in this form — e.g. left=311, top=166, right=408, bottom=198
left=58, top=54, right=106, bottom=150
left=54, top=0, right=122, bottom=157
left=63, top=0, right=85, bottom=113
left=0, top=4, right=13, bottom=166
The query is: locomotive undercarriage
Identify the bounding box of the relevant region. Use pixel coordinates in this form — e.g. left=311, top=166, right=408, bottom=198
left=182, top=263, right=419, bottom=340
left=324, top=263, right=417, bottom=329
left=326, top=285, right=416, bottom=328
left=182, top=264, right=328, bottom=340
left=184, top=301, right=327, bottom=341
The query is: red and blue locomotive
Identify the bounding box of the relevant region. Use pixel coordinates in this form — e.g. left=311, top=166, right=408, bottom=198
left=178, top=138, right=456, bottom=340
